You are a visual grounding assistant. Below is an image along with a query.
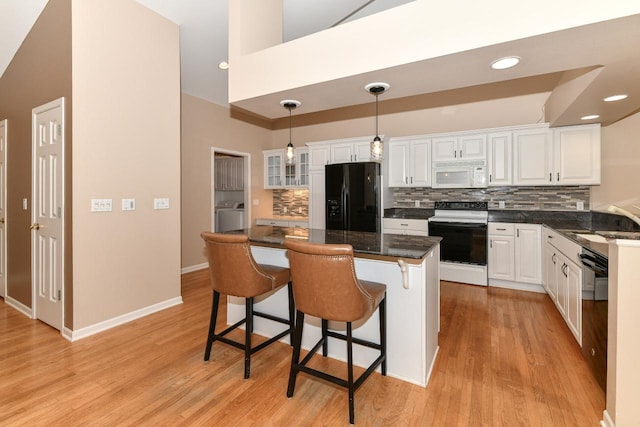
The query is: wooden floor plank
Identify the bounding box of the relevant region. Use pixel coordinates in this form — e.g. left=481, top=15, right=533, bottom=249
left=0, top=272, right=604, bottom=426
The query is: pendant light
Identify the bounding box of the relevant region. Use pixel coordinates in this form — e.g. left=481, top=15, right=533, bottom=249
left=365, top=82, right=389, bottom=161
left=281, top=100, right=301, bottom=165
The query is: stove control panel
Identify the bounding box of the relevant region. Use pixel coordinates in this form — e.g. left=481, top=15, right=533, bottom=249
left=433, top=201, right=488, bottom=210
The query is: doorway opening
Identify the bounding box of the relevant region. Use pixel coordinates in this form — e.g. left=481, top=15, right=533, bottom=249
left=210, top=148, right=250, bottom=233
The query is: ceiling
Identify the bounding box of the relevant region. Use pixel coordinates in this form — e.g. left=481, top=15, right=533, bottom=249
left=1, top=1, right=639, bottom=126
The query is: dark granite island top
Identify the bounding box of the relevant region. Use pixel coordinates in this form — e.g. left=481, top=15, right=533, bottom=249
left=229, top=226, right=442, bottom=262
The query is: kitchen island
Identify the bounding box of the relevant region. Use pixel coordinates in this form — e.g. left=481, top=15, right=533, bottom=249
left=225, top=226, right=442, bottom=387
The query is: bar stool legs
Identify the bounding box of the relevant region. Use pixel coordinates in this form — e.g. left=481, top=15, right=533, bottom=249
left=204, top=283, right=295, bottom=379
left=287, top=297, right=387, bottom=424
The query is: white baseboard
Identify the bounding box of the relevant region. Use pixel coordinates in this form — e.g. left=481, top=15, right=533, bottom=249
left=181, top=263, right=207, bottom=274
left=5, top=295, right=34, bottom=318
left=489, top=279, right=546, bottom=293
left=68, top=296, right=183, bottom=341
left=601, top=410, right=614, bottom=427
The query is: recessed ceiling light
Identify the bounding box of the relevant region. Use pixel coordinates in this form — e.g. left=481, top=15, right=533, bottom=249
left=581, top=114, right=600, bottom=120
left=218, top=61, right=229, bottom=70
left=603, top=94, right=628, bottom=102
left=490, top=56, right=520, bottom=70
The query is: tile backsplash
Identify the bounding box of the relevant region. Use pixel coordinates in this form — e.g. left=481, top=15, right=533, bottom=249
left=273, top=189, right=309, bottom=217
left=393, top=186, right=590, bottom=211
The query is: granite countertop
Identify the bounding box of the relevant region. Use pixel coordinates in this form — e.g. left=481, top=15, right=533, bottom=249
left=229, top=226, right=442, bottom=260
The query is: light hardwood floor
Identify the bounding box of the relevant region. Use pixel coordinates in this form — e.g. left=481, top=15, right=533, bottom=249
left=0, top=270, right=604, bottom=426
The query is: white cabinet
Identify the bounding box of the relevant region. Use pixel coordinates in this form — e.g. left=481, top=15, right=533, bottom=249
left=487, top=132, right=512, bottom=186
left=512, top=126, right=553, bottom=185
left=515, top=224, right=542, bottom=284
left=215, top=157, right=244, bottom=191
left=284, top=149, right=309, bottom=187
left=308, top=169, right=325, bottom=230
left=256, top=218, right=309, bottom=228
left=432, top=133, right=486, bottom=162
left=488, top=223, right=515, bottom=281
left=513, top=123, right=601, bottom=186
left=330, top=138, right=372, bottom=163
left=263, top=148, right=308, bottom=189
left=488, top=223, right=541, bottom=288
left=264, top=150, right=284, bottom=189
left=552, top=124, right=601, bottom=185
left=383, top=218, right=429, bottom=236
left=308, top=143, right=331, bottom=171
left=542, top=228, right=583, bottom=345
left=387, top=136, right=431, bottom=187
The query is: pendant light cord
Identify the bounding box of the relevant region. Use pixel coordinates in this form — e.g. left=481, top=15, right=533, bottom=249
left=375, top=93, right=379, bottom=138
left=289, top=107, right=292, bottom=143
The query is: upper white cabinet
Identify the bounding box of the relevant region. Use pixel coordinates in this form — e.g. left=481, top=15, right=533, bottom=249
left=284, top=149, right=309, bottom=187
left=331, top=139, right=371, bottom=163
left=512, top=126, right=553, bottom=185
left=215, top=156, right=244, bottom=191
left=432, top=133, right=486, bottom=162
left=387, top=136, right=431, bottom=187
left=553, top=124, right=601, bottom=185
left=308, top=143, right=331, bottom=171
left=307, top=136, right=374, bottom=169
left=513, top=123, right=601, bottom=186
left=487, top=132, right=512, bottom=186
left=264, top=149, right=283, bottom=189
left=263, top=148, right=309, bottom=189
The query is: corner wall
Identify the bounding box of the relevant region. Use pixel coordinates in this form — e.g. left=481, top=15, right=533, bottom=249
left=591, top=111, right=640, bottom=211
left=71, top=0, right=181, bottom=329
left=0, top=0, right=72, bottom=319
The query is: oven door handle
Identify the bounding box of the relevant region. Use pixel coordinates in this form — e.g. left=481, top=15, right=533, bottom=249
left=428, top=221, right=487, bottom=228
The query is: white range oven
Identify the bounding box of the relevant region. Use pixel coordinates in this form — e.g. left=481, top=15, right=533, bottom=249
left=428, top=201, right=488, bottom=286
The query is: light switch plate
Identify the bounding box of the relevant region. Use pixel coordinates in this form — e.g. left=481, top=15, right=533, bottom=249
left=577, top=201, right=584, bottom=211
left=122, top=198, right=136, bottom=211
left=154, top=198, right=170, bottom=210
left=91, top=199, right=112, bottom=212
left=499, top=201, right=505, bottom=209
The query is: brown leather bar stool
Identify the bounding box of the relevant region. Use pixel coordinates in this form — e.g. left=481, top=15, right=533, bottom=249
left=284, top=239, right=387, bottom=425
left=201, top=232, right=295, bottom=379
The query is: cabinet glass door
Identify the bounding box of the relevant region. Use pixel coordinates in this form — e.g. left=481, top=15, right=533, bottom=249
left=267, top=155, right=282, bottom=187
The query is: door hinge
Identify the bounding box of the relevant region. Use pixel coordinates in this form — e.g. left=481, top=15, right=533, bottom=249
left=57, top=289, right=62, bottom=301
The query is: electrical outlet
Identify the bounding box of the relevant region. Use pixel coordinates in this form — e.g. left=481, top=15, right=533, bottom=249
left=499, top=201, right=505, bottom=209
left=414, top=200, right=420, bottom=208
left=283, top=206, right=288, bottom=213
left=298, top=207, right=303, bottom=214
left=577, top=201, right=584, bottom=211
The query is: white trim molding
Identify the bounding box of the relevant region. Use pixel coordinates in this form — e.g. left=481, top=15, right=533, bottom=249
left=601, top=410, right=614, bottom=427
left=66, top=297, right=183, bottom=342
left=5, top=296, right=34, bottom=318
left=181, top=262, right=207, bottom=274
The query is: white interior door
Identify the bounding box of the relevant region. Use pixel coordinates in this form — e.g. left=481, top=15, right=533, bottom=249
left=0, top=119, right=6, bottom=298
left=32, top=98, right=65, bottom=330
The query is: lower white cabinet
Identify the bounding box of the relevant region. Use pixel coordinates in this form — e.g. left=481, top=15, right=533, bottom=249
left=488, top=223, right=541, bottom=290
left=488, top=224, right=515, bottom=280
left=256, top=218, right=309, bottom=228
left=542, top=228, right=583, bottom=345
left=383, top=218, right=429, bottom=236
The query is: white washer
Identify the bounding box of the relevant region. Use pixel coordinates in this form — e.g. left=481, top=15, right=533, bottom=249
left=214, top=201, right=244, bottom=232
left=218, top=209, right=245, bottom=232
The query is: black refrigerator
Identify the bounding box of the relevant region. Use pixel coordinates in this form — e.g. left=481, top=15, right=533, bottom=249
left=325, top=162, right=381, bottom=232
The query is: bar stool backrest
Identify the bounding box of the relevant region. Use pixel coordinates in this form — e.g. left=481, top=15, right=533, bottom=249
left=284, top=239, right=375, bottom=322
left=201, top=232, right=275, bottom=298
